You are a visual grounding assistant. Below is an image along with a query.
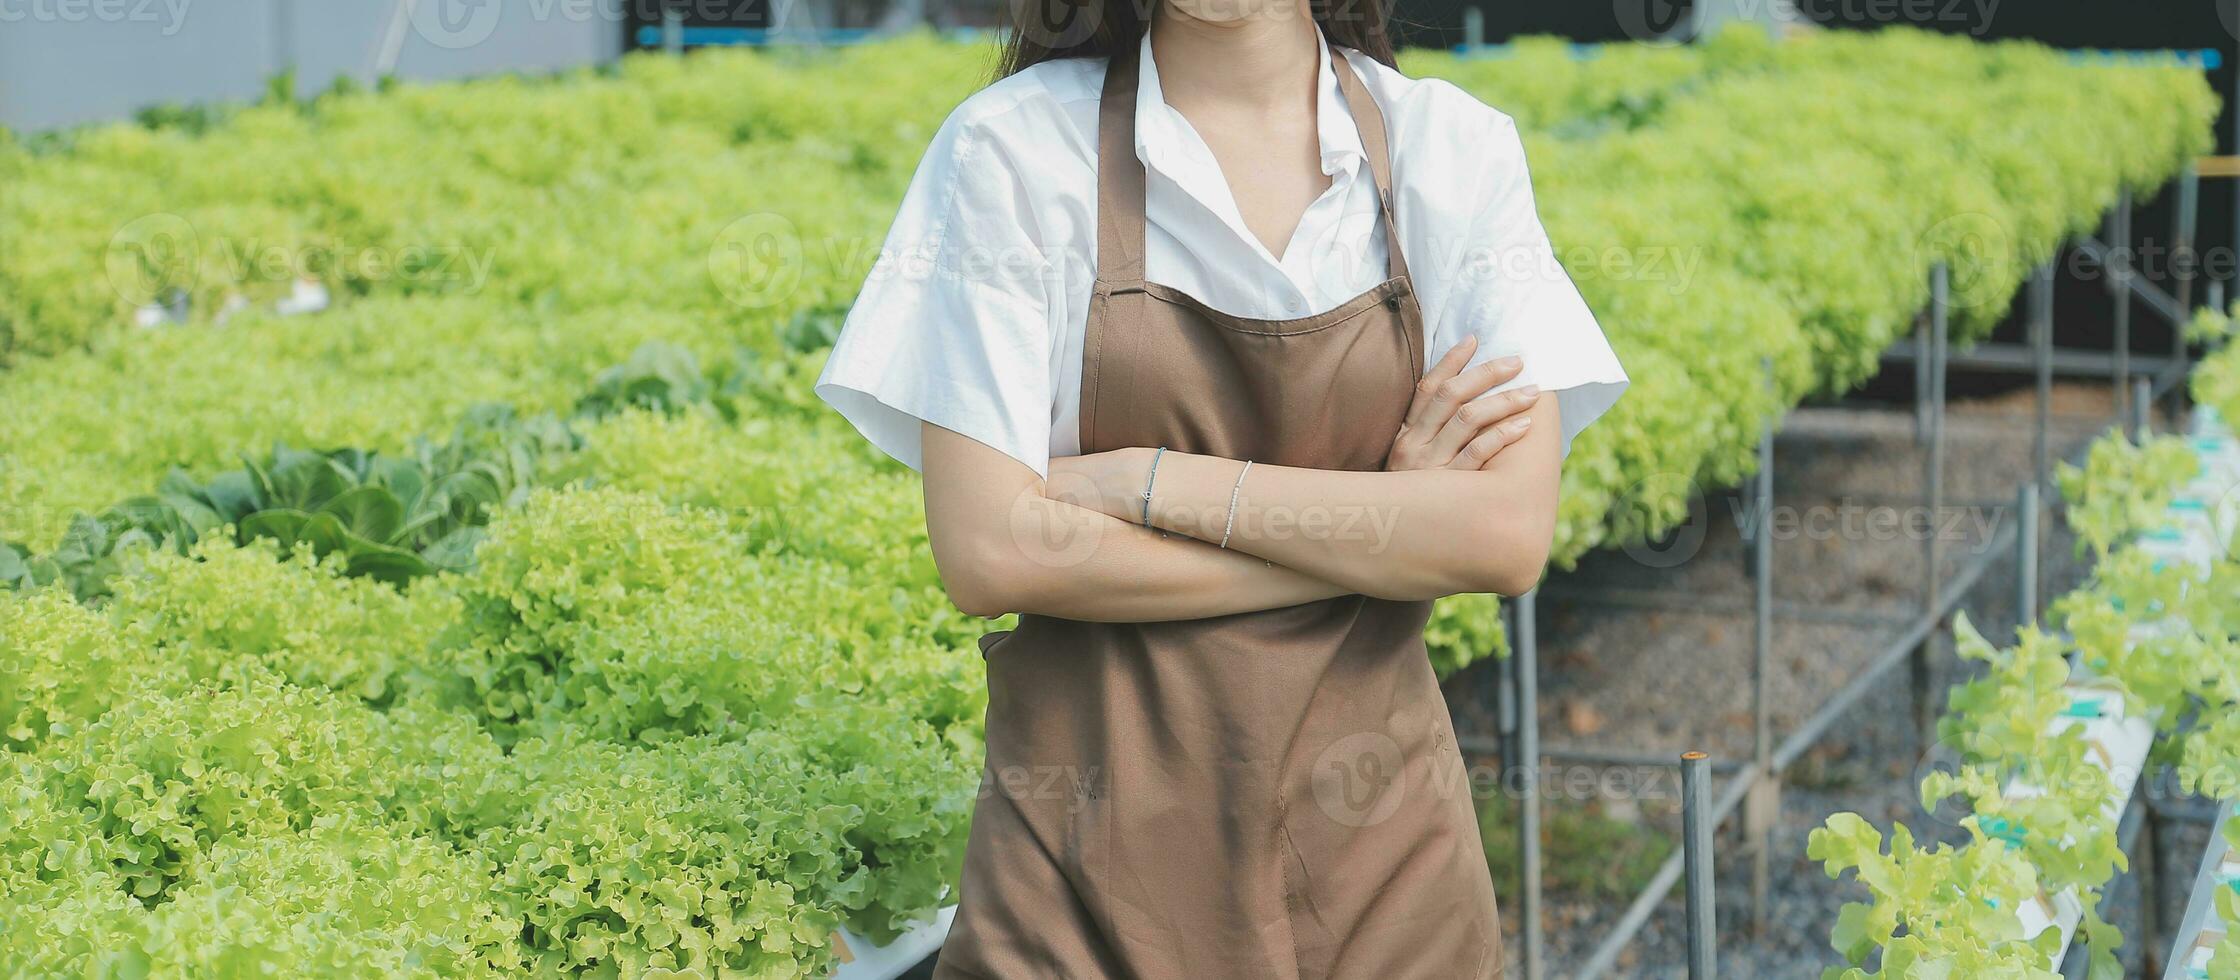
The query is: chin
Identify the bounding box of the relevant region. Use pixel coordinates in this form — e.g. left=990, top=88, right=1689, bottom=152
left=1167, top=0, right=1284, bottom=25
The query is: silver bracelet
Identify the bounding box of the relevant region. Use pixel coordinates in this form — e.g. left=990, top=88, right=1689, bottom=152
left=1220, top=460, right=1253, bottom=549
left=1140, top=447, right=1168, bottom=528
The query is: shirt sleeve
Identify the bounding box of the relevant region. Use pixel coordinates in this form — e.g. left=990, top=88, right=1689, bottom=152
left=816, top=111, right=1058, bottom=476
left=1420, top=110, right=1626, bottom=455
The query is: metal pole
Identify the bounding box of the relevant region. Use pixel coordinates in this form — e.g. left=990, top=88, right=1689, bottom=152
left=1683, top=751, right=1718, bottom=980
left=272, top=0, right=296, bottom=82
left=1914, top=312, right=1932, bottom=444
left=1578, top=500, right=2033, bottom=979
left=1496, top=618, right=1519, bottom=785
left=2114, top=189, right=2134, bottom=421
left=1515, top=589, right=1542, bottom=980
left=1747, top=359, right=1775, bottom=936
left=662, top=3, right=685, bottom=55
left=2033, top=264, right=2054, bottom=492
left=2141, top=797, right=2163, bottom=978
left=2017, top=482, right=2039, bottom=629
left=1912, top=264, right=1949, bottom=741
left=2132, top=376, right=2154, bottom=441
left=2174, top=166, right=2200, bottom=421
left=1463, top=7, right=1485, bottom=50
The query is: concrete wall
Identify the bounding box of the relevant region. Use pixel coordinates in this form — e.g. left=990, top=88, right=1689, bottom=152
left=0, top=0, right=628, bottom=133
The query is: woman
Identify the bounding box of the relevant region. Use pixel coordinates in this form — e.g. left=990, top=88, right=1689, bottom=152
left=817, top=0, right=1625, bottom=973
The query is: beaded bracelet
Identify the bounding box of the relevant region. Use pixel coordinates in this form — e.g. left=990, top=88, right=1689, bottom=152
left=1140, top=447, right=1168, bottom=528
left=1220, top=460, right=1253, bottom=549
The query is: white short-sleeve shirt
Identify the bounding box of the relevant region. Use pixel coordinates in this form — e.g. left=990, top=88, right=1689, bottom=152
left=817, top=30, right=1627, bottom=477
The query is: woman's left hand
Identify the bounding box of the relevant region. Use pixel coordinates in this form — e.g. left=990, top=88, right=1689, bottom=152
left=1388, top=338, right=1538, bottom=472
left=1046, top=447, right=1159, bottom=526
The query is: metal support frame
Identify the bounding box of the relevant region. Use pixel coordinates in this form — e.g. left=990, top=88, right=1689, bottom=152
left=1910, top=264, right=1950, bottom=742
left=2033, top=264, right=2055, bottom=493
left=2163, top=800, right=2235, bottom=978
left=1530, top=586, right=1908, bottom=629
left=1471, top=179, right=2205, bottom=977
left=2132, top=376, right=2155, bottom=441
left=661, top=3, right=685, bottom=54
left=1914, top=311, right=1932, bottom=444
left=1512, top=592, right=1542, bottom=980
left=2172, top=166, right=2200, bottom=421
left=1572, top=478, right=2026, bottom=979
left=1682, top=752, right=1718, bottom=980
left=2018, top=481, right=2039, bottom=629
left=1553, top=253, right=2075, bottom=977
left=1745, top=360, right=1777, bottom=936
left=1519, top=744, right=1747, bottom=772
left=2057, top=794, right=2150, bottom=978
left=2111, top=190, right=2135, bottom=422
left=1495, top=638, right=1519, bottom=792
left=2076, top=235, right=2191, bottom=329
left=2140, top=794, right=2164, bottom=979
left=1880, top=344, right=2177, bottom=380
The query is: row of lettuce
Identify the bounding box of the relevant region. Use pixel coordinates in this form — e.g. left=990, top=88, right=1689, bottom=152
left=1808, top=311, right=2240, bottom=979
left=1, top=352, right=992, bottom=974
left=0, top=29, right=2219, bottom=671
left=0, top=28, right=2221, bottom=976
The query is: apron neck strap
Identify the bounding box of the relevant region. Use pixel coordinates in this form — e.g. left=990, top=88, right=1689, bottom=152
left=1326, top=45, right=1412, bottom=285
left=1097, top=46, right=1149, bottom=286
left=1095, top=41, right=1411, bottom=287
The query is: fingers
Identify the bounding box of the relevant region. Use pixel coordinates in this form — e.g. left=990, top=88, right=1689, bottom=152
left=1402, top=336, right=1478, bottom=432
left=1424, top=382, right=1539, bottom=466
left=1453, top=410, right=1536, bottom=470
left=1402, top=353, right=1523, bottom=455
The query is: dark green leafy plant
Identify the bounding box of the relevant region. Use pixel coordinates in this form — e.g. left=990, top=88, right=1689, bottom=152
left=4, top=407, right=575, bottom=598
left=572, top=340, right=713, bottom=419
left=2, top=341, right=723, bottom=599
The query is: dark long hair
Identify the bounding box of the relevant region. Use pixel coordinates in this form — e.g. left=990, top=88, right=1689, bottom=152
left=994, top=0, right=1398, bottom=79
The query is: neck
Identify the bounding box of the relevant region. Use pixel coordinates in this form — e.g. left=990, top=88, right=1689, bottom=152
left=1148, top=4, right=1321, bottom=112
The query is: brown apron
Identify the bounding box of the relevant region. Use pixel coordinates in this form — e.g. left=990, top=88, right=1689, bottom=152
left=933, top=44, right=1502, bottom=980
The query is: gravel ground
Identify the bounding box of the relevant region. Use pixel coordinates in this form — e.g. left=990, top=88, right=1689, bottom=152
left=1449, top=385, right=2217, bottom=979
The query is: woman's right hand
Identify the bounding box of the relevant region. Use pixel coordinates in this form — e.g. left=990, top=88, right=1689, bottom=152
left=1387, top=336, right=1539, bottom=472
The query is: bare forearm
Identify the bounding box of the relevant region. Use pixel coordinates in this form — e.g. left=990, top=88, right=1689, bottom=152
left=920, top=421, right=1348, bottom=623
left=977, top=495, right=1350, bottom=621
left=1061, top=400, right=1563, bottom=600
left=1144, top=456, right=1544, bottom=598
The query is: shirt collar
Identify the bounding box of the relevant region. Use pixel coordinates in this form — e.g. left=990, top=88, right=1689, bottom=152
left=1133, top=25, right=1366, bottom=182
